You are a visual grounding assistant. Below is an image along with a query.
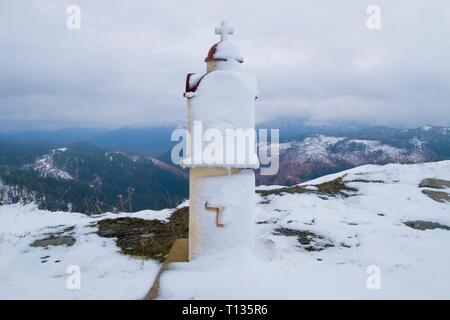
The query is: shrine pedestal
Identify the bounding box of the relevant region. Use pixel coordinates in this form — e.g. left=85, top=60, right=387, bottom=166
left=145, top=238, right=188, bottom=300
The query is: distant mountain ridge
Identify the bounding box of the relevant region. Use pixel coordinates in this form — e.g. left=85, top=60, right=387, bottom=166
left=257, top=125, right=450, bottom=185
left=0, top=126, right=178, bottom=156
left=1, top=123, right=449, bottom=211
left=0, top=142, right=188, bottom=214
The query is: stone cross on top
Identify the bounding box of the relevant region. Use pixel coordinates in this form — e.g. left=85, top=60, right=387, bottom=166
left=215, top=21, right=234, bottom=41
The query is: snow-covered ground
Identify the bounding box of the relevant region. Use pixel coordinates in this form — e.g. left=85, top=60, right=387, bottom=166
left=1, top=161, right=449, bottom=299
left=158, top=161, right=450, bottom=299
left=0, top=206, right=173, bottom=299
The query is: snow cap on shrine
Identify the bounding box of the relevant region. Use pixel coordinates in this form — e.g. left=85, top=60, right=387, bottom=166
left=205, top=21, right=243, bottom=64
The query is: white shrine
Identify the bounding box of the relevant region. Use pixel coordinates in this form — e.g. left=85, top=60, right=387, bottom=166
left=181, top=21, right=259, bottom=260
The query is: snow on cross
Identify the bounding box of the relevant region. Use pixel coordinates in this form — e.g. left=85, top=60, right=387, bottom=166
left=215, top=21, right=234, bottom=41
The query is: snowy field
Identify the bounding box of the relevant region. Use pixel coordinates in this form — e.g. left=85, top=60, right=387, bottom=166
left=1, top=161, right=450, bottom=299
left=0, top=207, right=172, bottom=299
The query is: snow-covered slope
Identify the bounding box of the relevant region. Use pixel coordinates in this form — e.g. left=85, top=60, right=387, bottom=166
left=159, top=161, right=450, bottom=299
left=1, top=161, right=449, bottom=299
left=0, top=205, right=174, bottom=299
left=33, top=148, right=73, bottom=180
left=258, top=134, right=429, bottom=186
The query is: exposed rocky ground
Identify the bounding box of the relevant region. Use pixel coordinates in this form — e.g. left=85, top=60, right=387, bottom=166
left=96, top=207, right=188, bottom=262
left=419, top=178, right=450, bottom=203
left=257, top=176, right=358, bottom=199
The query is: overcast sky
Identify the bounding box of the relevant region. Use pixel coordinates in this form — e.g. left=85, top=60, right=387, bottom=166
left=0, top=0, right=449, bottom=132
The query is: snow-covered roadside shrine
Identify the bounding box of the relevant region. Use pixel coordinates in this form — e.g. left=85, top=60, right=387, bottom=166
left=147, top=21, right=260, bottom=299
left=182, top=21, right=259, bottom=260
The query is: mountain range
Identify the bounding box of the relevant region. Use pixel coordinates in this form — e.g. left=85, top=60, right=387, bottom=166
left=257, top=125, right=450, bottom=185
left=0, top=141, right=188, bottom=214
left=0, top=122, right=449, bottom=213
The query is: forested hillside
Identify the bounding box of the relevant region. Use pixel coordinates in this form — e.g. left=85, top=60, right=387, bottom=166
left=0, top=141, right=188, bottom=214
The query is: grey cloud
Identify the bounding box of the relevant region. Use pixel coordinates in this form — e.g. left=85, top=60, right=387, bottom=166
left=0, top=0, right=449, bottom=132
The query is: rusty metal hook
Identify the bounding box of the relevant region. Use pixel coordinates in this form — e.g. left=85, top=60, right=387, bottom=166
left=205, top=202, right=224, bottom=227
